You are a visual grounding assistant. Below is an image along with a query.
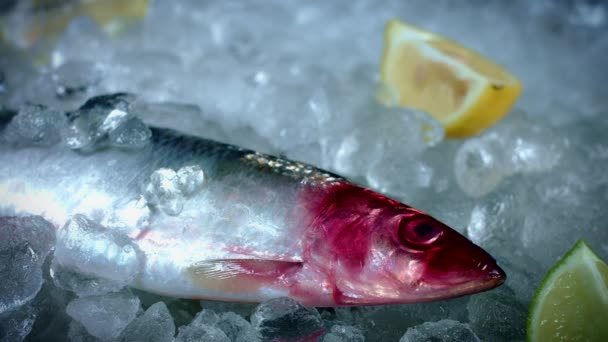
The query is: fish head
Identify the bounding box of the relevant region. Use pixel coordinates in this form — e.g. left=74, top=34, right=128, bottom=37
left=307, top=183, right=505, bottom=305
left=378, top=208, right=506, bottom=302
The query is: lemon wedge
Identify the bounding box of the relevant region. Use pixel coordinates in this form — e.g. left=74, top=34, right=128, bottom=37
left=379, top=19, right=522, bottom=138
left=527, top=240, right=608, bottom=342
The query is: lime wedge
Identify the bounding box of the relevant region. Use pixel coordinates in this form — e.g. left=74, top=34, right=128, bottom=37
left=527, top=240, right=608, bottom=342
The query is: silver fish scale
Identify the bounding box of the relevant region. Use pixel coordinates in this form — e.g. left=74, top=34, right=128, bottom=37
left=241, top=152, right=343, bottom=186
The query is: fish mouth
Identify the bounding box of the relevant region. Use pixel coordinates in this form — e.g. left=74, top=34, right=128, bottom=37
left=420, top=261, right=507, bottom=302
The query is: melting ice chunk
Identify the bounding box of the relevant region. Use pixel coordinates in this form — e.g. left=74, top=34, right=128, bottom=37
left=53, top=214, right=143, bottom=288
left=3, top=104, right=67, bottom=146
left=454, top=132, right=509, bottom=198
left=63, top=93, right=151, bottom=151
left=119, top=302, right=175, bottom=342
left=399, top=319, right=480, bottom=342
left=66, top=291, right=141, bottom=341
left=145, top=165, right=206, bottom=216
left=177, top=165, right=206, bottom=196
left=0, top=216, right=55, bottom=315
left=250, top=297, right=324, bottom=342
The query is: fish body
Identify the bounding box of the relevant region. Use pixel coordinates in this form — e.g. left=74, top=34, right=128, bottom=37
left=0, top=100, right=505, bottom=306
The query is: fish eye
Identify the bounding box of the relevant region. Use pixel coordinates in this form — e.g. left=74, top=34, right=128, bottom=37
left=398, top=218, right=443, bottom=248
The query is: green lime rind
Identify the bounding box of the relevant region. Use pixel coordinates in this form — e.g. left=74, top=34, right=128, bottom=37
left=526, top=240, right=608, bottom=342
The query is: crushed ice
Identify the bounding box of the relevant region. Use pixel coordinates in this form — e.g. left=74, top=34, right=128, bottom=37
left=0, top=0, right=607, bottom=341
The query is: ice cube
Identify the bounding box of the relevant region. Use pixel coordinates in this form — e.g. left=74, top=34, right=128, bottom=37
left=250, top=297, right=324, bottom=342
left=467, top=289, right=527, bottom=341
left=217, top=312, right=260, bottom=342
left=108, top=116, right=153, bottom=149
left=3, top=104, right=67, bottom=146
left=63, top=93, right=151, bottom=151
left=53, top=214, right=143, bottom=288
left=63, top=93, right=133, bottom=150
left=399, top=319, right=480, bottom=342
left=144, top=168, right=185, bottom=216
left=119, top=302, right=175, bottom=342
left=322, top=325, right=365, bottom=342
left=66, top=291, right=141, bottom=341
left=454, top=132, right=510, bottom=198
left=0, top=216, right=56, bottom=315
left=0, top=304, right=37, bottom=342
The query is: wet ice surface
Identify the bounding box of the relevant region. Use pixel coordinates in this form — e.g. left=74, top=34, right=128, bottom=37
left=0, top=0, right=607, bottom=341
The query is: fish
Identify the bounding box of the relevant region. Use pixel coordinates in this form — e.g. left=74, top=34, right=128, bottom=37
left=0, top=95, right=505, bottom=307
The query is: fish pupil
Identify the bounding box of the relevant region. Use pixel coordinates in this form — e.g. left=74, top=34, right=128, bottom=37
left=413, top=223, right=435, bottom=239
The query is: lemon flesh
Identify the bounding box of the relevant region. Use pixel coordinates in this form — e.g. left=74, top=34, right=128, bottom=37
left=379, top=19, right=522, bottom=138
left=527, top=240, right=608, bottom=342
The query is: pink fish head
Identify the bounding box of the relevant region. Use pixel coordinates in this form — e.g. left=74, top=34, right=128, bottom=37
left=303, top=182, right=505, bottom=306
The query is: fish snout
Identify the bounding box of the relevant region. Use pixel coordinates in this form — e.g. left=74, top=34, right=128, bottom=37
left=479, top=260, right=506, bottom=287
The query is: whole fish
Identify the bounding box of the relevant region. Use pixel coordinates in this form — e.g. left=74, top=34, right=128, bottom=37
left=0, top=96, right=505, bottom=307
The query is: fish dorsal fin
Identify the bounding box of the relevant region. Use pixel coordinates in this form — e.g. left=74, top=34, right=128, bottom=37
left=187, top=259, right=302, bottom=294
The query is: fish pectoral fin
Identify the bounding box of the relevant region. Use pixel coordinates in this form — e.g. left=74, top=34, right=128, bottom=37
left=187, top=259, right=302, bottom=293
